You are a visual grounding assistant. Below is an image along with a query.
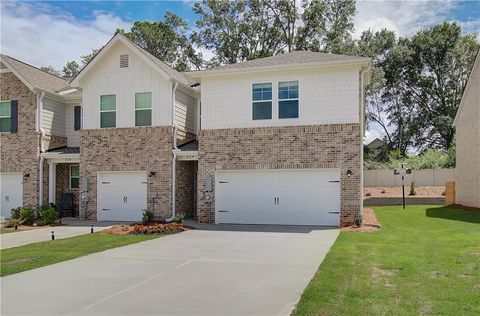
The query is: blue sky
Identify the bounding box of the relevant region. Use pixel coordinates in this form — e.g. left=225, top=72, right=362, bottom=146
left=1, top=0, right=479, bottom=142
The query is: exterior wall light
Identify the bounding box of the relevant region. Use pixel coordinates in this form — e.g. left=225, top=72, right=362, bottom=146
left=149, top=172, right=156, bottom=177
left=23, top=173, right=30, bottom=180
left=346, top=170, right=352, bottom=177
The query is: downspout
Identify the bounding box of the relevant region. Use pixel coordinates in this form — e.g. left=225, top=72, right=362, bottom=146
left=167, top=82, right=179, bottom=222
left=38, top=91, right=46, bottom=211
left=359, top=67, right=370, bottom=215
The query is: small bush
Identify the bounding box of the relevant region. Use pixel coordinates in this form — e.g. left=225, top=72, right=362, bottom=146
left=173, top=213, right=185, bottom=223
left=365, top=192, right=372, bottom=197
left=381, top=190, right=386, bottom=194
left=142, top=209, right=154, bottom=224
left=409, top=181, right=416, bottom=196
left=10, top=207, right=22, bottom=220
left=3, top=219, right=20, bottom=228
left=38, top=205, right=58, bottom=225
left=354, top=211, right=363, bottom=226
left=11, top=207, right=35, bottom=225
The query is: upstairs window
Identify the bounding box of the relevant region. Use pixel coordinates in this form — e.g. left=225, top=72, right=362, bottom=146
left=252, top=83, right=272, bottom=120
left=135, top=92, right=152, bottom=126
left=278, top=81, right=299, bottom=119
left=0, top=100, right=11, bottom=132
left=70, top=165, right=79, bottom=189
left=120, top=54, right=129, bottom=68
left=100, top=95, right=116, bottom=128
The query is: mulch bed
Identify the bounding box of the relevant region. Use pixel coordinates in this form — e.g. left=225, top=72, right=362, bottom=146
left=364, top=186, right=445, bottom=198
left=451, top=204, right=480, bottom=212
left=341, top=208, right=381, bottom=232
left=103, top=222, right=190, bottom=235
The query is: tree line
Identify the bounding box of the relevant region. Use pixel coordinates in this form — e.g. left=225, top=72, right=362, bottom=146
left=40, top=0, right=479, bottom=155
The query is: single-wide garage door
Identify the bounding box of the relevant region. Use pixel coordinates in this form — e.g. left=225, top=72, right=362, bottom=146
left=0, top=172, right=23, bottom=220
left=215, top=169, right=340, bottom=226
left=97, top=172, right=147, bottom=221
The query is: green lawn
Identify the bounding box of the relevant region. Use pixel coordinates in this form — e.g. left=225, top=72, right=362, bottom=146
left=0, top=228, right=20, bottom=234
left=0, top=233, right=162, bottom=277
left=293, top=205, right=480, bottom=316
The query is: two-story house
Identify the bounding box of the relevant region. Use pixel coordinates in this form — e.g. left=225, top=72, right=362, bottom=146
left=1, top=33, right=370, bottom=227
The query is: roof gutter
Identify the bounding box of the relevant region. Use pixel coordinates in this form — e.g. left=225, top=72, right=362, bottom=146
left=167, top=81, right=179, bottom=222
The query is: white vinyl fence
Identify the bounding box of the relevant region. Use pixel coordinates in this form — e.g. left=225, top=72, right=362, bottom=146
left=364, top=169, right=456, bottom=187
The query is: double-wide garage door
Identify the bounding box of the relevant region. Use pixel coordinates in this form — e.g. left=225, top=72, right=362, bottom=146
left=215, top=169, right=340, bottom=226
left=0, top=172, right=23, bottom=219
left=97, top=172, right=147, bottom=221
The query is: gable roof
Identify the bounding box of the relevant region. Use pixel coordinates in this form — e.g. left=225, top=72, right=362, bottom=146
left=70, top=33, right=195, bottom=88
left=453, top=48, right=480, bottom=126
left=188, top=51, right=371, bottom=77
left=0, top=54, right=69, bottom=93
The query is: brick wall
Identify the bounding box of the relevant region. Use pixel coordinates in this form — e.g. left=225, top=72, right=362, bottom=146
left=44, top=134, right=68, bottom=151
left=0, top=72, right=40, bottom=208
left=197, top=123, right=361, bottom=226
left=176, top=161, right=197, bottom=218
left=55, top=163, right=80, bottom=216
left=80, top=126, right=174, bottom=220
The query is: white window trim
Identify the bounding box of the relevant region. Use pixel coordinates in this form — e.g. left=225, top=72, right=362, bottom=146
left=70, top=165, right=79, bottom=190
left=99, top=95, right=116, bottom=128
left=135, top=92, right=152, bottom=127
left=278, top=81, right=299, bottom=120
left=0, top=99, right=11, bottom=133
left=252, top=82, right=273, bottom=121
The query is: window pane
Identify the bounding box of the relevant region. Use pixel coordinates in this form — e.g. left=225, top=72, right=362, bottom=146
left=101, top=111, right=116, bottom=128
left=100, top=95, right=116, bottom=111
left=279, top=100, right=299, bottom=119
left=252, top=83, right=272, bottom=101
left=252, top=101, right=272, bottom=120
left=278, top=90, right=289, bottom=99
left=278, top=81, right=299, bottom=99
left=135, top=109, right=152, bottom=126
left=70, top=177, right=79, bottom=189
left=0, top=101, right=11, bottom=117
left=135, top=92, right=152, bottom=109
left=0, top=117, right=11, bottom=132
left=71, top=165, right=79, bottom=177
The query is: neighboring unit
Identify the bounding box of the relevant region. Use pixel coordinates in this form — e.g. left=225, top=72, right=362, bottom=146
left=454, top=49, right=480, bottom=208
left=1, top=33, right=371, bottom=226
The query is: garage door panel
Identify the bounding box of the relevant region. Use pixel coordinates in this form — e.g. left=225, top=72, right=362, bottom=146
left=97, top=172, right=147, bottom=222
left=215, top=169, right=340, bottom=226
left=0, top=173, right=23, bottom=219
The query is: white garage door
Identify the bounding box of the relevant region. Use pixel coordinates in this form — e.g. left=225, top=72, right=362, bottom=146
left=0, top=172, right=23, bottom=220
left=215, top=169, right=340, bottom=226
left=97, top=172, right=147, bottom=221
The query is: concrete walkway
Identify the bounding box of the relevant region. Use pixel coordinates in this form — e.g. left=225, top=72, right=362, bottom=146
left=1, top=224, right=339, bottom=315
left=0, top=220, right=120, bottom=249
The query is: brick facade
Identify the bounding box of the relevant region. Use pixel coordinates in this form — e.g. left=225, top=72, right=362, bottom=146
left=55, top=163, right=80, bottom=216
left=0, top=72, right=40, bottom=209
left=175, top=161, right=197, bottom=218
left=80, top=126, right=174, bottom=220
left=197, top=123, right=361, bottom=226
left=44, top=134, right=68, bottom=151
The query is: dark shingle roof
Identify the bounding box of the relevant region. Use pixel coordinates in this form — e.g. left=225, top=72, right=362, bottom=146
left=0, top=54, right=69, bottom=92
left=46, top=147, right=80, bottom=154
left=178, top=139, right=198, bottom=151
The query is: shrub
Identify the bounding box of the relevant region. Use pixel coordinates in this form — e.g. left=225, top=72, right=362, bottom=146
left=11, top=207, right=35, bottom=225
left=354, top=211, right=363, bottom=226
left=10, top=207, right=22, bottom=220
left=3, top=219, right=20, bottom=228
left=365, top=192, right=372, bottom=197
left=409, top=181, right=416, bottom=196
left=38, top=205, right=58, bottom=225
left=173, top=213, right=185, bottom=223
left=142, top=209, right=154, bottom=224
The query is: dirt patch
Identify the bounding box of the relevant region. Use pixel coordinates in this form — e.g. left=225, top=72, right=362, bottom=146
left=5, top=258, right=35, bottom=264
left=104, top=222, right=190, bottom=235
left=428, top=271, right=448, bottom=278
left=372, top=266, right=396, bottom=278
left=364, top=186, right=444, bottom=198
left=341, top=208, right=381, bottom=232
left=471, top=252, right=480, bottom=256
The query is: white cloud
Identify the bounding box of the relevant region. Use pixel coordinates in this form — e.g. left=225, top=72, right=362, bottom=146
left=364, top=125, right=385, bottom=145
left=354, top=0, right=456, bottom=39
left=0, top=1, right=131, bottom=69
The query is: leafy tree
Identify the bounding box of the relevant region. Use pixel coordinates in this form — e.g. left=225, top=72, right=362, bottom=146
left=62, top=61, right=80, bottom=78
left=40, top=65, right=61, bottom=77
left=119, top=12, right=204, bottom=71
left=80, top=48, right=101, bottom=66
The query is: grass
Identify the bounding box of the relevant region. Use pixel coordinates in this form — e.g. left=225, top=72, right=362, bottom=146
left=0, top=233, right=162, bottom=277
left=293, top=205, right=480, bottom=316
left=0, top=228, right=20, bottom=234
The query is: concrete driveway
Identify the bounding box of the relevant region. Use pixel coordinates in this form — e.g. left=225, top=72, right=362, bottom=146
left=1, top=224, right=339, bottom=315
left=1, top=220, right=120, bottom=249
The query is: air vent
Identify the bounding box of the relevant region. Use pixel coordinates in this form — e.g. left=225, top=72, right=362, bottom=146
left=120, top=54, right=129, bottom=68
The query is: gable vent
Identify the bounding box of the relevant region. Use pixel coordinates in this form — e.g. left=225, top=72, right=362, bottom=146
left=120, top=54, right=129, bottom=68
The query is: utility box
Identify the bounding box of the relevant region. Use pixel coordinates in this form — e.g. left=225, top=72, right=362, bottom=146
left=205, top=175, right=213, bottom=192
left=445, top=180, right=455, bottom=205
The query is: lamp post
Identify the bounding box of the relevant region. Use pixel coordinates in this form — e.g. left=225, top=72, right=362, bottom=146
left=394, top=163, right=412, bottom=209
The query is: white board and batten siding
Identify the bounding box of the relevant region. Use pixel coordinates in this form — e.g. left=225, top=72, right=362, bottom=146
left=97, top=172, right=147, bottom=221
left=200, top=66, right=361, bottom=130
left=42, top=96, right=65, bottom=136
left=215, top=169, right=341, bottom=226
left=64, top=104, right=80, bottom=147
left=174, top=88, right=197, bottom=137
left=0, top=172, right=23, bottom=219
left=81, top=41, right=173, bottom=129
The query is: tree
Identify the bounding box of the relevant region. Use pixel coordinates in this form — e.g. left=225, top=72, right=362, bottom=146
left=80, top=48, right=101, bottom=66
left=62, top=61, right=80, bottom=78
left=119, top=12, right=204, bottom=71
left=40, top=65, right=61, bottom=77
